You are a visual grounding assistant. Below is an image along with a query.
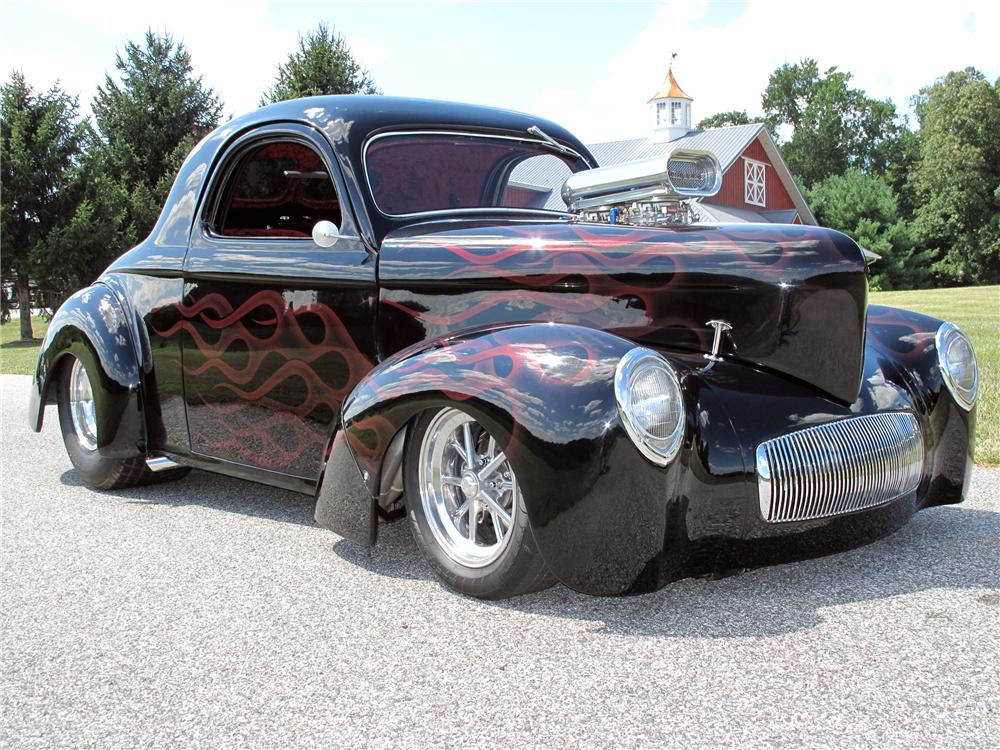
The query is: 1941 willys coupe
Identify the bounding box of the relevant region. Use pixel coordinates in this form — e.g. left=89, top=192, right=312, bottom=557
left=30, top=96, right=978, bottom=599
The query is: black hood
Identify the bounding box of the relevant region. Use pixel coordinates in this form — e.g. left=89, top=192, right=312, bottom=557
left=377, top=219, right=868, bottom=404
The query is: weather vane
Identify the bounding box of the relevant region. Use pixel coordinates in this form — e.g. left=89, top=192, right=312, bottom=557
left=670, top=52, right=678, bottom=70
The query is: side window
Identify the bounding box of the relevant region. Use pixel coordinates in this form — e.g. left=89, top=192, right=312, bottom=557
left=212, top=141, right=342, bottom=238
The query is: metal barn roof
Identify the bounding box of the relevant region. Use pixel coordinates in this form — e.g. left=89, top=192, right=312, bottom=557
left=511, top=123, right=767, bottom=211
left=509, top=122, right=815, bottom=224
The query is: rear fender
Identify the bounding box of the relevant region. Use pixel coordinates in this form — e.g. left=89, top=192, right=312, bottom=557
left=28, top=283, right=145, bottom=458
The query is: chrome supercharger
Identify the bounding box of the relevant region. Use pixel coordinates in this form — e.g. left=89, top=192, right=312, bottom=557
left=561, top=148, right=722, bottom=226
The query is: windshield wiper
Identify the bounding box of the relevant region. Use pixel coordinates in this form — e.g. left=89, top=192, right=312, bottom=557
left=527, top=125, right=590, bottom=164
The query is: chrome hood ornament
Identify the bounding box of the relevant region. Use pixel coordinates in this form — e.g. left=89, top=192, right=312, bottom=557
left=704, top=319, right=733, bottom=362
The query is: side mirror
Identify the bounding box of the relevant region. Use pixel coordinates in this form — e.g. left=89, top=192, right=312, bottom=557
left=312, top=220, right=340, bottom=247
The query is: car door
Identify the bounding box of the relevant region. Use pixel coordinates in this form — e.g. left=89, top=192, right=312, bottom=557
left=181, top=123, right=376, bottom=486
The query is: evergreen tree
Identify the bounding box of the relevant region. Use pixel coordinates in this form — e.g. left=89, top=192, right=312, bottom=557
left=1, top=72, right=88, bottom=339
left=907, top=68, right=1000, bottom=284
left=32, top=131, right=134, bottom=305
left=92, top=30, right=222, bottom=244
left=262, top=23, right=380, bottom=105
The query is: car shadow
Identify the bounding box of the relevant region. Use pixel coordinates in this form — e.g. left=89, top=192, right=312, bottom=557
left=332, top=521, right=440, bottom=584
left=59, top=468, right=317, bottom=527
left=335, top=504, right=1000, bottom=639
left=61, top=467, right=1000, bottom=638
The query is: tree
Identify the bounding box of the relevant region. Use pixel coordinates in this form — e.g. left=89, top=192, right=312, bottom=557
left=262, top=23, right=380, bottom=104
left=92, top=30, right=222, bottom=244
left=696, top=110, right=752, bottom=129
left=762, top=59, right=908, bottom=187
left=1, top=72, right=88, bottom=339
left=883, top=126, right=921, bottom=218
left=806, top=170, right=932, bottom=290
left=907, top=68, right=1000, bottom=285
left=31, top=135, right=134, bottom=304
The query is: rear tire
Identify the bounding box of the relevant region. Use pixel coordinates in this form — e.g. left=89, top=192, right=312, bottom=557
left=404, top=407, right=555, bottom=599
left=57, top=355, right=189, bottom=490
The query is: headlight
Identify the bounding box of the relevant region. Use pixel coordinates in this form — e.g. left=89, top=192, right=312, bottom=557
left=936, top=322, right=978, bottom=411
left=614, top=348, right=685, bottom=466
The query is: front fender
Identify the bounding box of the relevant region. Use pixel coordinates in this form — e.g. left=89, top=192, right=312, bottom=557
left=324, top=309, right=974, bottom=595
left=28, top=283, right=145, bottom=458
left=334, top=322, right=684, bottom=594
left=866, top=303, right=975, bottom=502
left=866, top=303, right=948, bottom=408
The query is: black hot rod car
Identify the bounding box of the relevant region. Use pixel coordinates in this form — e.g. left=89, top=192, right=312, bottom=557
left=30, top=96, right=978, bottom=598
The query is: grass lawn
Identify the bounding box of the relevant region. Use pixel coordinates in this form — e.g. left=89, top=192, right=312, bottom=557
left=870, top=285, right=998, bottom=466
left=2, top=286, right=996, bottom=463
left=0, top=315, right=50, bottom=376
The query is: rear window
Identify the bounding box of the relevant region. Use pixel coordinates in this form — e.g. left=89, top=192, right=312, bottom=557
left=364, top=133, right=584, bottom=216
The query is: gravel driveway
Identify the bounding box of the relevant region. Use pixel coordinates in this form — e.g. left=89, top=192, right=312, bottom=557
left=1, top=374, right=998, bottom=748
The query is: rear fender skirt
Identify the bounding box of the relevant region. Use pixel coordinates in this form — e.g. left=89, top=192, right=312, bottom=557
left=28, top=283, right=146, bottom=458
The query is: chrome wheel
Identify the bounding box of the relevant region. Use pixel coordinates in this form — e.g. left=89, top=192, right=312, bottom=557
left=418, top=408, right=519, bottom=568
left=69, top=358, right=98, bottom=452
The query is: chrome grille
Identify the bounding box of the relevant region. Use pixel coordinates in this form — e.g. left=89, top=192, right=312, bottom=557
left=756, top=412, right=924, bottom=523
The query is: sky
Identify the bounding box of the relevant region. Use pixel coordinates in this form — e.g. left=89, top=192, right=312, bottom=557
left=1, top=0, right=997, bottom=143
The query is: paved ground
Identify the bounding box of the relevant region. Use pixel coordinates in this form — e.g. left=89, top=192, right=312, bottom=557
left=1, top=374, right=998, bottom=749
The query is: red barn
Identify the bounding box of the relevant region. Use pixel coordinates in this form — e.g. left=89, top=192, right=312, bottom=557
left=513, top=68, right=816, bottom=225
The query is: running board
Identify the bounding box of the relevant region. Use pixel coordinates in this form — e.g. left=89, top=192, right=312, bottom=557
left=146, top=455, right=181, bottom=472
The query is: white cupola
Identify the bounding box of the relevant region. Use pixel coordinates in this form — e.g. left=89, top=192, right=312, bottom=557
left=648, top=67, right=693, bottom=143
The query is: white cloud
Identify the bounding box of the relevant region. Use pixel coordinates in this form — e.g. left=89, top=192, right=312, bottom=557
left=9, top=0, right=302, bottom=117
left=344, top=35, right=391, bottom=69
left=532, top=0, right=1000, bottom=143
left=16, top=0, right=393, bottom=119
left=3, top=0, right=995, bottom=141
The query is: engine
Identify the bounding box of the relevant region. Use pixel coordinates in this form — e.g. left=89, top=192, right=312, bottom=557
left=561, top=148, right=722, bottom=227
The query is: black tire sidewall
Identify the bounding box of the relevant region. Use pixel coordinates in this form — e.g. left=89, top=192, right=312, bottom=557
left=404, top=408, right=551, bottom=599
left=57, top=355, right=131, bottom=488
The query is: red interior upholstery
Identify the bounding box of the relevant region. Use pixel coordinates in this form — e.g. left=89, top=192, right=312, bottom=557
left=218, top=142, right=342, bottom=238
left=221, top=228, right=309, bottom=238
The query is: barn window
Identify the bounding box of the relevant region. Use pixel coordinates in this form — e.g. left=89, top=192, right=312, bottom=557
left=656, top=102, right=666, bottom=125
left=744, top=158, right=766, bottom=206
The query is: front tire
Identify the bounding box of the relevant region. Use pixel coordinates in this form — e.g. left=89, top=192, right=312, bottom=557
left=404, top=407, right=554, bottom=599
left=57, top=355, right=189, bottom=490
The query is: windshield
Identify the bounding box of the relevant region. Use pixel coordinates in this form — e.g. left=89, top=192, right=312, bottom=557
left=363, top=132, right=587, bottom=216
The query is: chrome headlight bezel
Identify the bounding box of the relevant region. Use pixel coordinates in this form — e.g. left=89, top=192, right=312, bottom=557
left=614, top=348, right=686, bottom=466
left=936, top=322, right=978, bottom=411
